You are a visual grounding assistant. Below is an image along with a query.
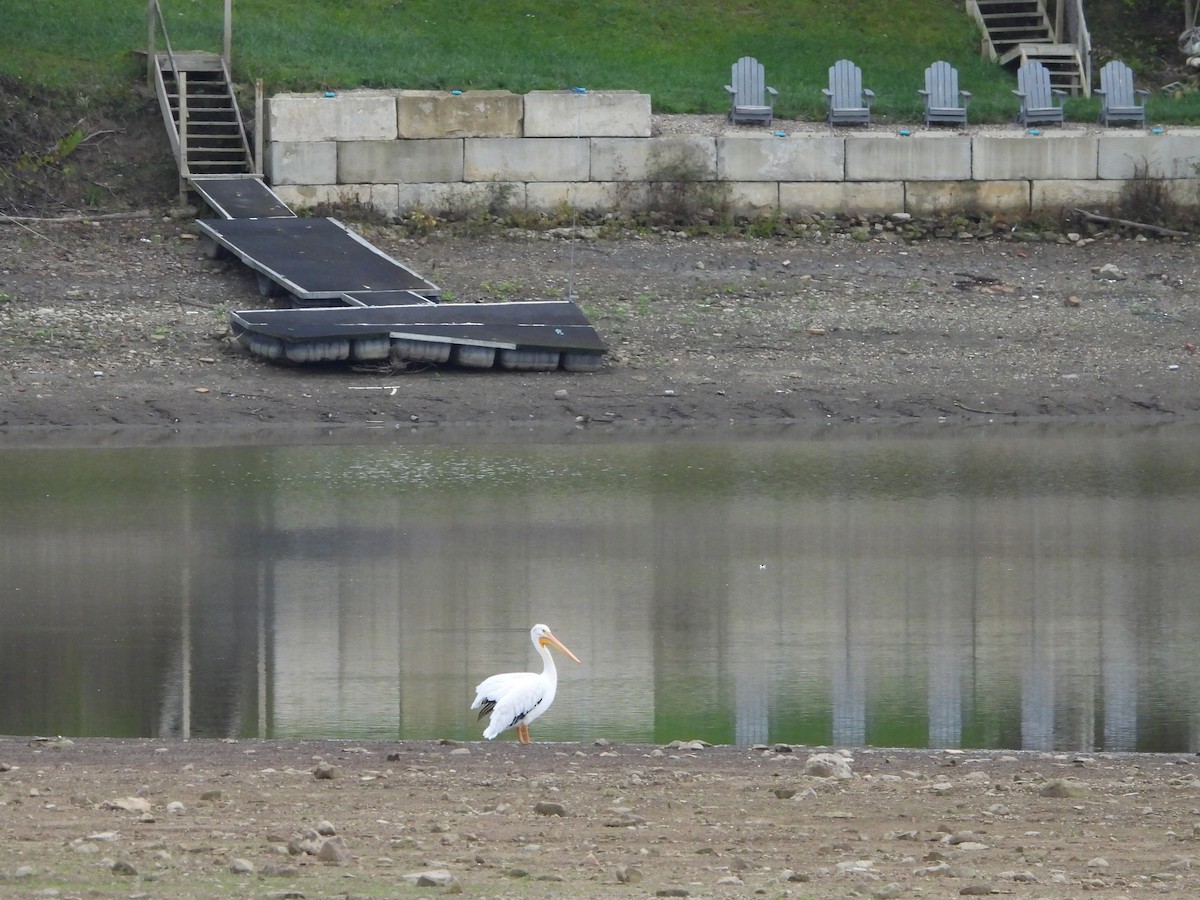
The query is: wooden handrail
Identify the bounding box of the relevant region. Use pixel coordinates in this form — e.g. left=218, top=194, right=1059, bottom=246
left=1057, top=0, right=1092, bottom=93
left=147, top=0, right=180, bottom=88
left=147, top=1, right=232, bottom=76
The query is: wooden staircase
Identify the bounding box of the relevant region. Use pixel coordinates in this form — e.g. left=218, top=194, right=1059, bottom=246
left=967, top=0, right=1088, bottom=96
left=151, top=49, right=257, bottom=189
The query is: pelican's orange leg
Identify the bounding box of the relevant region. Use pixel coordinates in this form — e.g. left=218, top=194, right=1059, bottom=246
left=517, top=724, right=530, bottom=744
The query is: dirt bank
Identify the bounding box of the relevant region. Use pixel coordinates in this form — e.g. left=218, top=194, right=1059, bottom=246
left=3, top=216, right=1199, bottom=439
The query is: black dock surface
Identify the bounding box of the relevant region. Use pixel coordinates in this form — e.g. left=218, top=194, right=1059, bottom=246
left=197, top=217, right=440, bottom=300
left=189, top=177, right=297, bottom=219
left=231, top=300, right=606, bottom=353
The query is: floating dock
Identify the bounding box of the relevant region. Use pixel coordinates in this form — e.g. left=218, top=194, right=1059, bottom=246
left=189, top=176, right=605, bottom=370
left=230, top=298, right=607, bottom=370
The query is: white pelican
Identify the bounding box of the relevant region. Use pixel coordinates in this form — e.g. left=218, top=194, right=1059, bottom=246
left=470, top=624, right=582, bottom=743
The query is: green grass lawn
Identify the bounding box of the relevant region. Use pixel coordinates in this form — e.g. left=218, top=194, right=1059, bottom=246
left=4, top=0, right=1199, bottom=125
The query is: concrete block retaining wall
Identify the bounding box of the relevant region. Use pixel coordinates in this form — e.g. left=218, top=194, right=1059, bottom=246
left=265, top=89, right=1200, bottom=219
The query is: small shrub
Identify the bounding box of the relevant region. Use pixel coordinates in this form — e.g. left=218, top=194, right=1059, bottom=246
left=1118, top=160, right=1176, bottom=225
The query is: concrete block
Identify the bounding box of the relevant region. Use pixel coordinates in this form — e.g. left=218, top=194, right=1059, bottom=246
left=591, top=137, right=717, bottom=181
left=973, top=132, right=1097, bottom=180
left=271, top=183, right=397, bottom=217
left=526, top=182, right=639, bottom=213
left=396, top=90, right=523, bottom=138
left=1166, top=177, right=1200, bottom=206
left=1097, top=129, right=1200, bottom=179
left=1032, top=179, right=1126, bottom=211
left=465, top=138, right=590, bottom=181
left=266, top=141, right=337, bottom=185
left=396, top=182, right=526, bottom=216
left=846, top=132, right=971, bottom=181
left=779, top=181, right=903, bottom=216
left=268, top=91, right=398, bottom=142
left=726, top=182, right=781, bottom=216
left=718, top=135, right=844, bottom=182
left=906, top=180, right=1030, bottom=216
left=524, top=90, right=651, bottom=137
left=1057, top=176, right=1200, bottom=208
left=339, top=139, right=464, bottom=183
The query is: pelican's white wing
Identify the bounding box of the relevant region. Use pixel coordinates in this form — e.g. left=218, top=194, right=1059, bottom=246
left=472, top=671, right=555, bottom=740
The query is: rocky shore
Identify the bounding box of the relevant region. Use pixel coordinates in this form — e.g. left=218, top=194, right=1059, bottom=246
left=2, top=737, right=1198, bottom=898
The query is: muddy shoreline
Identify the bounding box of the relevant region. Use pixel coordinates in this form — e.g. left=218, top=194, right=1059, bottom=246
left=2, top=219, right=1199, bottom=438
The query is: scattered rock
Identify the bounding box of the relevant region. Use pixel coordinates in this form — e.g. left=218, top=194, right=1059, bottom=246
left=317, top=835, right=351, bottom=865
left=614, top=864, right=643, bottom=883
left=604, top=813, right=647, bottom=827
left=1040, top=778, right=1091, bottom=798
left=230, top=858, right=255, bottom=874
left=103, top=797, right=151, bottom=813
left=804, top=752, right=853, bottom=780
left=403, top=869, right=460, bottom=889
left=1094, top=262, right=1127, bottom=280
left=666, top=740, right=710, bottom=751
left=28, top=736, right=75, bottom=750
left=959, top=883, right=994, bottom=895
left=837, top=859, right=874, bottom=875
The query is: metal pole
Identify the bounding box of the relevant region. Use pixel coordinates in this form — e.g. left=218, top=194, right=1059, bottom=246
left=179, top=70, right=189, bottom=203
left=147, top=0, right=156, bottom=90
left=255, top=78, right=264, bottom=178
left=224, top=0, right=232, bottom=69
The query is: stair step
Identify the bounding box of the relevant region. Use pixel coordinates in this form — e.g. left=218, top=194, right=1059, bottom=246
left=980, top=13, right=1048, bottom=21
left=154, top=51, right=256, bottom=182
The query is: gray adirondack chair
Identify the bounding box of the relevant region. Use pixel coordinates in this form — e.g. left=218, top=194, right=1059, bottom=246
left=725, top=56, right=778, bottom=125
left=1096, top=60, right=1149, bottom=126
left=823, top=59, right=875, bottom=125
left=1013, top=60, right=1065, bottom=126
left=919, top=60, right=971, bottom=126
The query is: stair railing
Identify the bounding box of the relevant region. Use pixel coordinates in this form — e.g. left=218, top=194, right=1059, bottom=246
left=147, top=0, right=184, bottom=176
left=146, top=0, right=178, bottom=90
left=147, top=0, right=231, bottom=77
left=1058, top=0, right=1092, bottom=93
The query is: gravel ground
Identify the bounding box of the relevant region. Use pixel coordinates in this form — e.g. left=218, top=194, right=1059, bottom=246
left=2, top=737, right=1199, bottom=899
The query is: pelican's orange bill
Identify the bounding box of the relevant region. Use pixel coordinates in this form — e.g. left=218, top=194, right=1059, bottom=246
left=540, top=630, right=581, bottom=663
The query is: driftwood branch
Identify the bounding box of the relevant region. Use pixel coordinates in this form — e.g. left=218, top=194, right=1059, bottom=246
left=0, top=210, right=153, bottom=225
left=954, top=400, right=1014, bottom=416
left=1072, top=208, right=1190, bottom=238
